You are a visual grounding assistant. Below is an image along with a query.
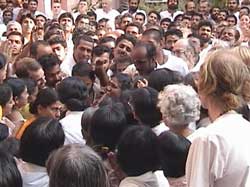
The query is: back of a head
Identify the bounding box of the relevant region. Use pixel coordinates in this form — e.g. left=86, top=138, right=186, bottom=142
left=90, top=103, right=127, bottom=153
left=15, top=57, right=41, bottom=79
left=20, top=116, right=65, bottom=167
left=199, top=49, right=250, bottom=112
left=130, top=87, right=162, bottom=127
left=47, top=144, right=110, bottom=187
left=57, top=77, right=89, bottom=111
left=148, top=69, right=183, bottom=92
left=117, top=125, right=160, bottom=176
left=0, top=150, right=22, bottom=187
left=158, top=131, right=191, bottom=178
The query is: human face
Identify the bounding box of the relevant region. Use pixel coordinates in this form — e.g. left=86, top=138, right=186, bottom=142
left=77, top=18, right=89, bottom=29
left=38, top=101, right=62, bottom=120
left=240, top=15, right=250, bottom=28
left=191, top=15, right=201, bottom=28
left=78, top=1, right=88, bottom=13
left=211, top=7, right=220, bottom=19
left=165, top=35, right=180, bottom=51
left=22, top=17, right=35, bottom=34
left=120, top=17, right=133, bottom=30
left=129, top=0, right=139, bottom=11
left=52, top=2, right=61, bottom=15
left=73, top=40, right=93, bottom=63
left=226, top=17, right=236, bottom=26
left=29, top=68, right=46, bottom=90
left=148, top=13, right=159, bottom=25
left=161, top=21, right=170, bottom=32
left=92, top=52, right=111, bottom=71
left=198, top=26, right=212, bottom=41
left=132, top=46, right=155, bottom=76
left=15, top=87, right=29, bottom=108
left=168, top=0, right=178, bottom=10
left=28, top=0, right=37, bottom=13
left=114, top=39, right=134, bottom=58
left=0, top=64, right=7, bottom=83
left=51, top=43, right=67, bottom=62
left=102, top=0, right=111, bottom=12
left=227, top=0, right=238, bottom=12
left=220, top=28, right=236, bottom=43
left=218, top=11, right=227, bottom=22
left=240, top=8, right=249, bottom=18
left=186, top=1, right=196, bottom=14
left=126, top=26, right=140, bottom=38
left=7, top=24, right=22, bottom=35
left=45, top=64, right=62, bottom=87
left=59, top=17, right=73, bottom=32
left=199, top=2, right=209, bottom=15
left=7, top=34, right=23, bottom=55
left=2, top=94, right=14, bottom=116
left=3, top=11, right=12, bottom=24
left=0, top=0, right=6, bottom=10
left=135, top=14, right=145, bottom=25
left=36, top=16, right=46, bottom=28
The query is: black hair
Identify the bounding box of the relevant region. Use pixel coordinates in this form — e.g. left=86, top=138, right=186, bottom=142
left=142, top=28, right=163, bottom=42
left=28, top=0, right=38, bottom=3
left=38, top=54, right=61, bottom=72
left=92, top=45, right=112, bottom=59
left=87, top=11, right=97, bottom=20
left=72, top=63, right=95, bottom=81
left=48, top=36, right=67, bottom=48
left=130, top=87, right=162, bottom=128
left=0, top=123, right=9, bottom=141
left=58, top=12, right=74, bottom=25
left=117, top=125, right=160, bottom=176
left=226, top=14, right=238, bottom=25
left=0, top=150, right=22, bottom=187
left=197, top=20, right=213, bottom=30
left=134, top=41, right=157, bottom=60
left=0, top=84, right=12, bottom=107
left=160, top=17, right=171, bottom=24
left=240, top=6, right=250, bottom=15
left=90, top=103, right=127, bottom=153
left=112, top=73, right=132, bottom=91
left=0, top=53, right=7, bottom=70
left=148, top=10, right=161, bottom=21
left=115, top=34, right=137, bottom=47
left=135, top=12, right=146, bottom=21
left=20, top=13, right=36, bottom=25
left=165, top=28, right=183, bottom=38
left=75, top=14, right=89, bottom=25
left=99, top=36, right=116, bottom=45
left=5, top=77, right=26, bottom=98
left=158, top=131, right=191, bottom=178
left=73, top=33, right=94, bottom=47
left=148, top=69, right=183, bottom=92
left=29, top=87, right=59, bottom=115
left=30, top=40, right=50, bottom=58
left=20, top=116, right=65, bottom=167
left=57, top=77, right=89, bottom=111
left=23, top=79, right=37, bottom=96
left=125, top=22, right=143, bottom=34
left=7, top=31, right=25, bottom=44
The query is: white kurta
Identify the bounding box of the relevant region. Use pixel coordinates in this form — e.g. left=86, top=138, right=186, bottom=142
left=186, top=111, right=250, bottom=187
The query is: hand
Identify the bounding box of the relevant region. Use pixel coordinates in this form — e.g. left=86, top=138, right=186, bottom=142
left=136, top=79, right=148, bottom=88
left=0, top=41, right=13, bottom=63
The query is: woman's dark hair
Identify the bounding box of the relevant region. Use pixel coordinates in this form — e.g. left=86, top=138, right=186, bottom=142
left=0, top=150, right=22, bottom=187
left=20, top=117, right=65, bottom=167
left=158, top=131, right=191, bottom=178
left=117, top=126, right=160, bottom=176
left=23, top=78, right=37, bottom=95
left=30, top=88, right=59, bottom=114
left=0, top=137, right=20, bottom=157
left=148, top=68, right=183, bottom=92
left=57, top=77, right=89, bottom=111
left=5, top=78, right=26, bottom=98
left=90, top=103, right=127, bottom=154
left=0, top=84, right=12, bottom=107
left=0, top=53, right=7, bottom=70
left=113, top=73, right=132, bottom=91
left=0, top=123, right=9, bottom=141
left=130, top=87, right=162, bottom=128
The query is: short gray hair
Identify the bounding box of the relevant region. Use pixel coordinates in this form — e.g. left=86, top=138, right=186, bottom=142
left=47, top=144, right=110, bottom=187
left=158, top=84, right=201, bottom=126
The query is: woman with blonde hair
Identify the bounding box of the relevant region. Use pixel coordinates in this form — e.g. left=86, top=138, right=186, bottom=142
left=231, top=46, right=250, bottom=67
left=186, top=49, right=250, bottom=187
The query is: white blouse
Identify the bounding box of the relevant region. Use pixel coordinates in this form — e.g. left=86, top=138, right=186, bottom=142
left=186, top=111, right=250, bottom=187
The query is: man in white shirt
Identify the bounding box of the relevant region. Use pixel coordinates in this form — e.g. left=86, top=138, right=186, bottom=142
left=160, top=0, right=183, bottom=21
left=121, top=0, right=146, bottom=18
left=95, top=0, right=120, bottom=22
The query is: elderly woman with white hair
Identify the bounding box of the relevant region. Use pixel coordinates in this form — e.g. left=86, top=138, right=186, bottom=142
left=158, top=84, right=201, bottom=140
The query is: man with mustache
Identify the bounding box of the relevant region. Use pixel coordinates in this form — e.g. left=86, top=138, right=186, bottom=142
left=160, top=0, right=183, bottom=21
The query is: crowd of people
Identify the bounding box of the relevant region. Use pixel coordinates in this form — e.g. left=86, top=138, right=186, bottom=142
left=0, top=0, right=250, bottom=186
